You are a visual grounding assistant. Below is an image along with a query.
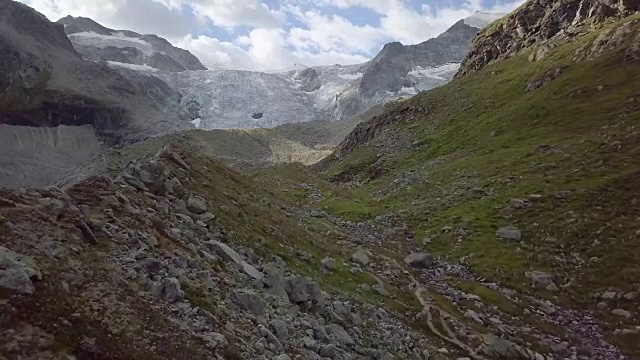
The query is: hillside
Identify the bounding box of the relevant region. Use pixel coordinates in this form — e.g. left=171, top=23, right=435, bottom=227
left=255, top=2, right=640, bottom=359
left=3, top=1, right=640, bottom=359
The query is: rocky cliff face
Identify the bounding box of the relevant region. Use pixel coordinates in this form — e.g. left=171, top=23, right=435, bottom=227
left=457, top=0, right=640, bottom=77
left=57, top=16, right=206, bottom=72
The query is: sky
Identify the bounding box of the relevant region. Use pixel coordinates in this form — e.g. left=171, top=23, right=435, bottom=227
left=19, top=0, right=524, bottom=71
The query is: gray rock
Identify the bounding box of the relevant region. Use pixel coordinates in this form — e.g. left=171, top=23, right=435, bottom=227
left=231, top=290, right=266, bottom=316
left=303, top=336, right=318, bottom=350
left=372, top=283, right=390, bottom=297
left=162, top=277, right=184, bottom=303
left=321, top=257, right=336, bottom=272
left=258, top=324, right=283, bottom=350
left=78, top=220, right=98, bottom=244
left=601, top=291, right=618, bottom=300
left=351, top=250, right=370, bottom=266
left=273, top=355, right=290, bottom=360
left=187, top=196, right=207, bottom=214
left=262, top=263, right=289, bottom=301
left=284, top=275, right=325, bottom=308
left=496, top=226, right=521, bottom=241
left=612, top=309, right=632, bottom=319
left=319, top=344, right=337, bottom=358
left=404, top=252, right=434, bottom=269
left=326, top=323, right=354, bottom=346
left=271, top=320, right=289, bottom=340
left=38, top=197, right=66, bottom=218
left=524, top=271, right=556, bottom=289
left=479, top=334, right=525, bottom=358
left=0, top=246, right=41, bottom=294
left=209, top=241, right=263, bottom=280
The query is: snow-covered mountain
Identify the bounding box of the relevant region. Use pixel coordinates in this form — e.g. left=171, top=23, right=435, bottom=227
left=57, top=16, right=206, bottom=72
left=56, top=11, right=505, bottom=130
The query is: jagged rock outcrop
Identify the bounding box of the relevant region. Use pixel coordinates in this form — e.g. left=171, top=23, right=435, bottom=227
left=57, top=16, right=206, bottom=72
left=457, top=0, right=640, bottom=77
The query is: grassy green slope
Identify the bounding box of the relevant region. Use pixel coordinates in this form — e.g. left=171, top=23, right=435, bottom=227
left=262, top=17, right=640, bottom=354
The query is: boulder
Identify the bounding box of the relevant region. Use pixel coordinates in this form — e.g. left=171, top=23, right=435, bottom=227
left=612, top=309, right=632, bottom=319
left=271, top=320, right=289, bottom=340
left=326, top=323, right=354, bottom=346
left=162, top=277, right=184, bottom=303
left=351, top=250, right=370, bottom=266
left=209, top=241, right=263, bottom=280
left=0, top=246, right=41, bottom=294
left=524, top=271, right=556, bottom=290
left=479, top=334, right=526, bottom=359
left=404, top=252, right=434, bottom=269
left=231, top=290, right=266, bottom=316
left=496, top=226, right=522, bottom=241
left=284, top=275, right=324, bottom=308
left=187, top=196, right=207, bottom=214
left=319, top=344, right=337, bottom=358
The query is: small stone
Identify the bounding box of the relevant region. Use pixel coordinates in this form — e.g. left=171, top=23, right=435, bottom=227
left=321, top=257, right=336, bottom=272
left=372, top=283, right=389, bottom=297
left=496, top=226, right=521, bottom=241
left=597, top=302, right=608, bottom=309
left=624, top=292, right=638, bottom=300
left=601, top=291, right=618, bottom=300
left=554, top=191, right=572, bottom=200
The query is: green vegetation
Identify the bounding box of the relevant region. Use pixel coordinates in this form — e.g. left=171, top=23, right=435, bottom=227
left=250, top=19, right=640, bottom=356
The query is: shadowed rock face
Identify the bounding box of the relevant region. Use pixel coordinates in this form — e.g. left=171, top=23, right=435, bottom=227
left=57, top=16, right=207, bottom=72
left=0, top=0, right=190, bottom=145
left=457, top=0, right=640, bottom=77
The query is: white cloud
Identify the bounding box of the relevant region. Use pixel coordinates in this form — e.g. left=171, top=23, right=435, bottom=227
left=287, top=7, right=387, bottom=54
left=20, top=0, right=524, bottom=71
left=159, top=0, right=285, bottom=29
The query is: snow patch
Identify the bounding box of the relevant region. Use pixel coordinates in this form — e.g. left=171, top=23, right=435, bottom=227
left=68, top=31, right=155, bottom=55
left=338, top=73, right=363, bottom=80
left=106, top=61, right=158, bottom=72
left=191, top=118, right=202, bottom=128
left=408, top=63, right=461, bottom=81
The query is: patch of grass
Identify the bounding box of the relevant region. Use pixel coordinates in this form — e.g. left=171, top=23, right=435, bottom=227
left=455, top=280, right=521, bottom=316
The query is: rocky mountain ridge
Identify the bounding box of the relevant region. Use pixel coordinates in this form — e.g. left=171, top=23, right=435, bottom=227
left=57, top=16, right=206, bottom=72
left=58, top=12, right=503, bottom=130
left=457, top=0, right=640, bottom=77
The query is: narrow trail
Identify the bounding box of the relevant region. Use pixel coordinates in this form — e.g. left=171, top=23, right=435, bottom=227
left=305, top=192, right=624, bottom=360
left=386, top=258, right=490, bottom=360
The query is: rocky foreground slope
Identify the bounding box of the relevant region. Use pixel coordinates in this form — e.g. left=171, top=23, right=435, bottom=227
left=3, top=1, right=640, bottom=360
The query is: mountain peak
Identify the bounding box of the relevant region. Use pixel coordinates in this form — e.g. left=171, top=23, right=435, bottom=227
left=56, top=16, right=207, bottom=71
